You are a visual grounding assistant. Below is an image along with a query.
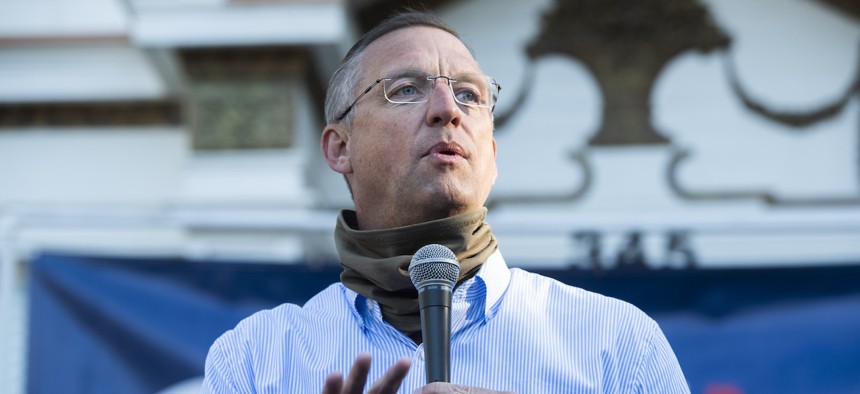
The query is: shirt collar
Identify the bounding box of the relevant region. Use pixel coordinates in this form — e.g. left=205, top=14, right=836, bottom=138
left=473, top=249, right=511, bottom=318
left=345, top=249, right=511, bottom=326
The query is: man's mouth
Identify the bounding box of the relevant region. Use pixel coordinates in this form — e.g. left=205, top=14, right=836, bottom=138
left=427, top=142, right=466, bottom=159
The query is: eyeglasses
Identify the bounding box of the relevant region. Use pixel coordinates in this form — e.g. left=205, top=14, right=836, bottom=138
left=336, top=72, right=501, bottom=121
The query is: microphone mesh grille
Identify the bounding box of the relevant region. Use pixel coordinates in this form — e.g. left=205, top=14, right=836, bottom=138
left=409, top=244, right=460, bottom=288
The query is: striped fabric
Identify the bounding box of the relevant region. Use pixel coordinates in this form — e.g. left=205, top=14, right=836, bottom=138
left=202, top=251, right=689, bottom=393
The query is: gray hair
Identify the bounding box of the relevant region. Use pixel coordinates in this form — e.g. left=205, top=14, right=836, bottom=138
left=323, top=11, right=462, bottom=126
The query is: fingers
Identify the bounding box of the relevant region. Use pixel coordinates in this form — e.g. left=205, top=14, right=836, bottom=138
left=323, top=353, right=412, bottom=394
left=367, top=357, right=412, bottom=394
left=321, top=372, right=344, bottom=394
left=342, top=353, right=373, bottom=394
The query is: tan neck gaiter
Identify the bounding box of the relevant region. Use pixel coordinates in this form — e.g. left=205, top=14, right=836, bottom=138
left=336, top=208, right=498, bottom=336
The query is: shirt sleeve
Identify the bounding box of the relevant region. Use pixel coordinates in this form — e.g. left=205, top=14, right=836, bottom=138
left=632, top=324, right=691, bottom=394
left=200, top=334, right=246, bottom=394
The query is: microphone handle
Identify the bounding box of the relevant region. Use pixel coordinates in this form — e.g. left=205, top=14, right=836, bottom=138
left=418, top=285, right=452, bottom=383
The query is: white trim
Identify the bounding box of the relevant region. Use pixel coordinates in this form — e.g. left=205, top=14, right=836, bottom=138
left=131, top=3, right=347, bottom=47
left=0, top=215, right=22, bottom=394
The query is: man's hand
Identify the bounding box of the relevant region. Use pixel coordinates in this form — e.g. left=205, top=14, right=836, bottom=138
left=322, top=353, right=515, bottom=394
left=322, top=353, right=411, bottom=394
left=413, top=382, right=516, bottom=394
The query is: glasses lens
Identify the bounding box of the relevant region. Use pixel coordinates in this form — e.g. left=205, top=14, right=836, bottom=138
left=451, top=75, right=496, bottom=108
left=383, top=75, right=430, bottom=103
left=382, top=74, right=499, bottom=109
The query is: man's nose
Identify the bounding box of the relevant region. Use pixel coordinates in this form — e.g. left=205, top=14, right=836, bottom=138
left=424, top=79, right=462, bottom=127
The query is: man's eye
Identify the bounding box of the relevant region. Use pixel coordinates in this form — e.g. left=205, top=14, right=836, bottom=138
left=397, top=85, right=419, bottom=96
left=455, top=89, right=480, bottom=104
left=387, top=82, right=425, bottom=102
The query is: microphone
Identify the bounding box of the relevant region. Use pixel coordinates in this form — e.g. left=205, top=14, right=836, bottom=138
left=409, top=244, right=460, bottom=384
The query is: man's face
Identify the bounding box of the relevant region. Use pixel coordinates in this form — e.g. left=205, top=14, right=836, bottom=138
left=324, top=26, right=498, bottom=230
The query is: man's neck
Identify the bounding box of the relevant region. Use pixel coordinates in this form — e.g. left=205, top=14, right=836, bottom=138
left=353, top=206, right=471, bottom=230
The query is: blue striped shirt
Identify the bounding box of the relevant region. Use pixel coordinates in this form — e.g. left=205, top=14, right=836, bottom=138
left=202, top=251, right=689, bottom=393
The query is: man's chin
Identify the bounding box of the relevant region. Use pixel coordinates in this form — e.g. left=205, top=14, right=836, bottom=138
left=416, top=194, right=474, bottom=216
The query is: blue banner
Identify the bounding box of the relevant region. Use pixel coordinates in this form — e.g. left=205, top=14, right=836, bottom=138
left=28, top=253, right=860, bottom=393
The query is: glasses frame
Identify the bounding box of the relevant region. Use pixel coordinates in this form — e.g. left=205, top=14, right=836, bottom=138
left=335, top=74, right=501, bottom=122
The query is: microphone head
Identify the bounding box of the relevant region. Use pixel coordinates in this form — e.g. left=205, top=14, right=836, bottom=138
left=409, top=244, right=460, bottom=291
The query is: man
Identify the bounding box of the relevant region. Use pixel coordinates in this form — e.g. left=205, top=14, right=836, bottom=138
left=202, top=11, right=689, bottom=394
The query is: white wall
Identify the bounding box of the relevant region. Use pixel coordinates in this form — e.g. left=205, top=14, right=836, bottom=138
left=0, top=0, right=858, bottom=267
left=0, top=128, right=185, bottom=205
left=437, top=0, right=860, bottom=267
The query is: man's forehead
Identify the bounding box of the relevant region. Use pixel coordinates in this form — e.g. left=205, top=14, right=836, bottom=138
left=360, top=26, right=480, bottom=76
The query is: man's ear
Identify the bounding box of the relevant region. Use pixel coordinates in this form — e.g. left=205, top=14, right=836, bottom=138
left=491, top=137, right=498, bottom=184
left=321, top=124, right=353, bottom=175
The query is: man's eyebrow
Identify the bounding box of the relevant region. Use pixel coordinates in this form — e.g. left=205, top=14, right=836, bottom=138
left=384, top=69, right=426, bottom=78
left=383, top=68, right=483, bottom=78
